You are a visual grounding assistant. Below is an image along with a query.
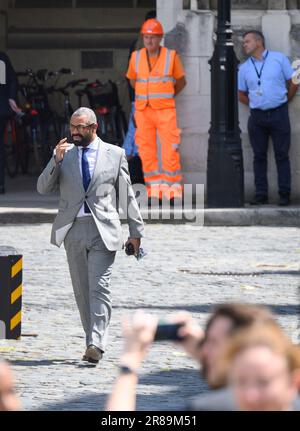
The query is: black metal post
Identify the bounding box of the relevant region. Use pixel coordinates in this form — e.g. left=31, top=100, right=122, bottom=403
left=207, top=0, right=244, bottom=208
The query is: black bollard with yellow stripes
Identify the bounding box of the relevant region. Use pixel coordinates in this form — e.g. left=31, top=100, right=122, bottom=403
left=0, top=246, right=22, bottom=339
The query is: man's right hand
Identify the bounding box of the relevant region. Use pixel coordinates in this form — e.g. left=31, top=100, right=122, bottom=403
left=54, top=138, right=72, bottom=164
left=169, top=311, right=205, bottom=362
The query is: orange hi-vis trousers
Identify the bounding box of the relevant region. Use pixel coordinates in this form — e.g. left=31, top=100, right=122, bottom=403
left=134, top=107, right=183, bottom=199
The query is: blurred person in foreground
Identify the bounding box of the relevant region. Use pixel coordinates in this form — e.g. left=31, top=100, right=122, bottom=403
left=213, top=322, right=300, bottom=411
left=0, top=360, right=21, bottom=411
left=106, top=305, right=280, bottom=411
left=177, top=303, right=274, bottom=387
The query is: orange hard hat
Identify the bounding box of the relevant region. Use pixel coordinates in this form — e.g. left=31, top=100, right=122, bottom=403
left=141, top=19, right=164, bottom=35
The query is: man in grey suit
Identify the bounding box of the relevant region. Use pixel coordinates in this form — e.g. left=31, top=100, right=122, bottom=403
left=37, top=107, right=144, bottom=364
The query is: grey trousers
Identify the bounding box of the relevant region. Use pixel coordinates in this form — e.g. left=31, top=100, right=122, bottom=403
left=64, top=217, right=116, bottom=353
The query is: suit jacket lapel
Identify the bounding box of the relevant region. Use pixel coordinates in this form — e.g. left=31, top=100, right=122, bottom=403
left=87, top=137, right=110, bottom=193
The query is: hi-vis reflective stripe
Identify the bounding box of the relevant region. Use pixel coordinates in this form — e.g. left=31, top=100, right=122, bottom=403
left=136, top=93, right=174, bottom=100
left=146, top=179, right=182, bottom=186
left=135, top=94, right=148, bottom=100
left=10, top=311, right=21, bottom=331
left=164, top=49, right=171, bottom=75
left=150, top=76, right=176, bottom=83
left=144, top=171, right=182, bottom=178
left=11, top=284, right=22, bottom=305
left=136, top=76, right=176, bottom=84
left=136, top=50, right=141, bottom=73
left=148, top=93, right=174, bottom=99
left=11, top=258, right=22, bottom=278
left=143, top=171, right=160, bottom=178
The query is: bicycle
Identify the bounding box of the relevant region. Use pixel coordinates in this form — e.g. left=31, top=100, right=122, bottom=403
left=3, top=112, right=29, bottom=177
left=48, top=77, right=88, bottom=139
left=17, top=68, right=59, bottom=173
left=83, top=79, right=128, bottom=146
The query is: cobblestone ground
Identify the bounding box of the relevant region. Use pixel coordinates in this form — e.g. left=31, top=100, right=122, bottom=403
left=0, top=224, right=299, bottom=411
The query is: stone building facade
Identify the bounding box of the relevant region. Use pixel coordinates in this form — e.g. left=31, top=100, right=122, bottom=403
left=0, top=0, right=299, bottom=203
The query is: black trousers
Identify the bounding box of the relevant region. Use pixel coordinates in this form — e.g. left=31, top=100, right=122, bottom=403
left=248, top=103, right=291, bottom=198
left=0, top=115, right=9, bottom=189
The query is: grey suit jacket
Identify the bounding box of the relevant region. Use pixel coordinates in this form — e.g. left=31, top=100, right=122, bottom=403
left=37, top=138, right=145, bottom=250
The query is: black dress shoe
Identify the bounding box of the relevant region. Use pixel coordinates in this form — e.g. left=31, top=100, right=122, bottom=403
left=249, top=196, right=268, bottom=205
left=82, top=345, right=103, bottom=364
left=279, top=195, right=290, bottom=206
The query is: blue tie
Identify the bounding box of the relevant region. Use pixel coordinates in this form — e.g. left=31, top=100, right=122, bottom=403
left=82, top=147, right=91, bottom=214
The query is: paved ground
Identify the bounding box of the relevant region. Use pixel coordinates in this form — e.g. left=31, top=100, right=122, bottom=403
left=0, top=223, right=299, bottom=411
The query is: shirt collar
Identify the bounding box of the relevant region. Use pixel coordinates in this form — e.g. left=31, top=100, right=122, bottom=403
left=251, top=49, right=268, bottom=62
left=78, top=136, right=99, bottom=151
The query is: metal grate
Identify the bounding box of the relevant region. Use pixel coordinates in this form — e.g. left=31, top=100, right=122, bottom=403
left=81, top=51, right=113, bottom=69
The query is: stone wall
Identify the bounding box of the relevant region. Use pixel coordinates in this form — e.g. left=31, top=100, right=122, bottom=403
left=158, top=0, right=300, bottom=203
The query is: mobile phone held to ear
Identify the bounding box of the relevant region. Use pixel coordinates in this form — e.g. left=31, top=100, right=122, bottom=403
left=154, top=321, right=185, bottom=342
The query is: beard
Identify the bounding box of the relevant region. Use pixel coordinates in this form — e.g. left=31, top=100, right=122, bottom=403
left=72, top=133, right=93, bottom=147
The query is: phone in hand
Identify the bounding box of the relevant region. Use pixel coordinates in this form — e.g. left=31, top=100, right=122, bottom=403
left=154, top=321, right=185, bottom=342
left=125, top=243, right=135, bottom=256
left=65, top=131, right=73, bottom=143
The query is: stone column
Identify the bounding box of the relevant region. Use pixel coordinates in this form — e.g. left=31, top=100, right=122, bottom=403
left=156, top=0, right=182, bottom=34
left=175, top=11, right=215, bottom=194
left=0, top=0, right=8, bottom=50
left=262, top=0, right=291, bottom=54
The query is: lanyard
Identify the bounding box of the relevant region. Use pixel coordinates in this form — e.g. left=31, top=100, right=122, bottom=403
left=251, top=51, right=269, bottom=86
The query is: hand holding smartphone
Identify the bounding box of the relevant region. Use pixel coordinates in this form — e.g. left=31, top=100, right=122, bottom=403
left=154, top=321, right=185, bottom=342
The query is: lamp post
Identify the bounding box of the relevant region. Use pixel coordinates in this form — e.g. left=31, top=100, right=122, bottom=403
left=207, top=0, right=244, bottom=208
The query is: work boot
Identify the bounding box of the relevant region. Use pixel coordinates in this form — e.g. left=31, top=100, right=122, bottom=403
left=279, top=194, right=290, bottom=206
left=249, top=195, right=268, bottom=205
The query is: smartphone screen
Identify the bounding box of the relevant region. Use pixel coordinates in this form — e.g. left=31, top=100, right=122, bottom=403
left=154, top=322, right=184, bottom=342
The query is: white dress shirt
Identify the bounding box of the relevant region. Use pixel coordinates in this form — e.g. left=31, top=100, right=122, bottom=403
left=76, top=137, right=99, bottom=218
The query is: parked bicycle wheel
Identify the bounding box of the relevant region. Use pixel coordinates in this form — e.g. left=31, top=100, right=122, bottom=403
left=30, top=114, right=44, bottom=174
left=4, top=117, right=18, bottom=178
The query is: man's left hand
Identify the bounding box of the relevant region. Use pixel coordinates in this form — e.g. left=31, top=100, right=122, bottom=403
left=125, top=238, right=141, bottom=256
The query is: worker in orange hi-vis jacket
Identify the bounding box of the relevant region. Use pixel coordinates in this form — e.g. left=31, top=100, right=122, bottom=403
left=126, top=18, right=186, bottom=204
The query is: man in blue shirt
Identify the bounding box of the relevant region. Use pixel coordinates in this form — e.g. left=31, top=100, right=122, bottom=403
left=238, top=31, right=298, bottom=206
